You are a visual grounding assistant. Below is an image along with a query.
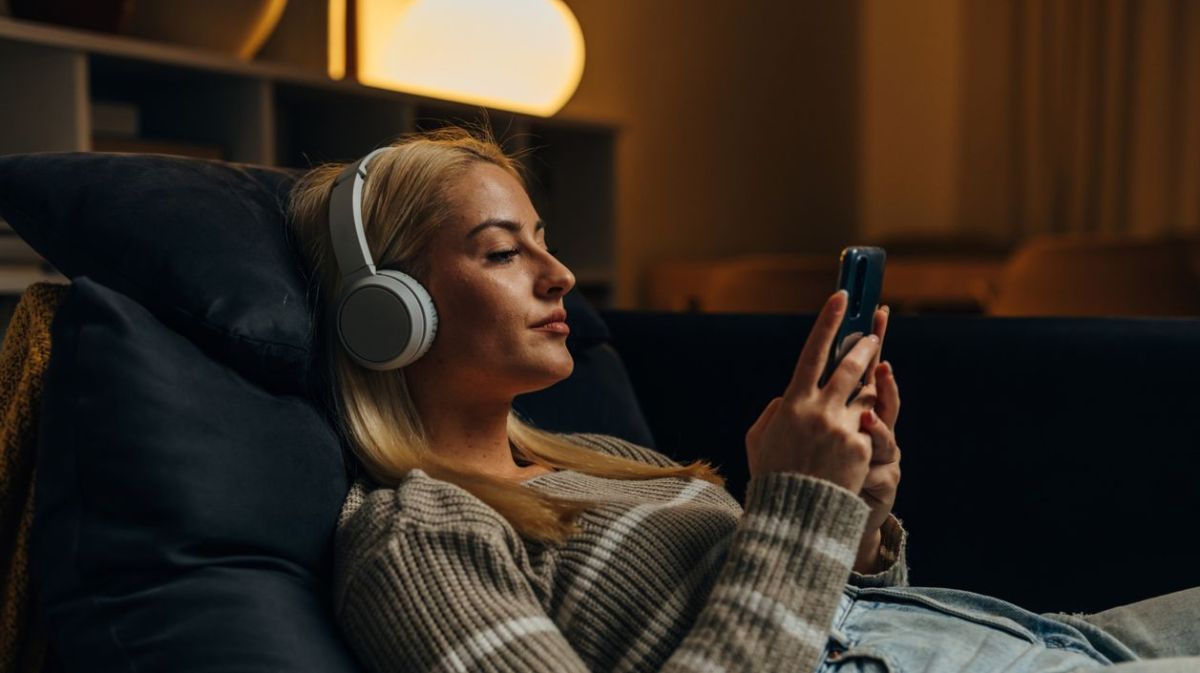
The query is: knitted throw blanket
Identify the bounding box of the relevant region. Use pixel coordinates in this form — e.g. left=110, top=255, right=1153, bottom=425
left=0, top=282, right=67, bottom=673
left=334, top=432, right=908, bottom=673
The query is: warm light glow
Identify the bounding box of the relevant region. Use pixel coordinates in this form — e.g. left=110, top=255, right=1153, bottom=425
left=351, top=0, right=585, bottom=117
left=328, top=0, right=346, bottom=80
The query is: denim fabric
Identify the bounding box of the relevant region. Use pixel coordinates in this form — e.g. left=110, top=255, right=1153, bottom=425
left=1047, top=587, right=1200, bottom=661
left=816, top=585, right=1135, bottom=672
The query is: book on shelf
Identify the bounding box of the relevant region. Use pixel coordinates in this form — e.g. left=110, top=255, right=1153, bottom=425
left=91, top=100, right=140, bottom=137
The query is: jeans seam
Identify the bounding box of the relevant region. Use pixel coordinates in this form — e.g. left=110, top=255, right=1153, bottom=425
left=854, top=587, right=1038, bottom=644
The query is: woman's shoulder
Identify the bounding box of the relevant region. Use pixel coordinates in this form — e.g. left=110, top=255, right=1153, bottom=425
left=555, top=431, right=681, bottom=468
left=335, top=433, right=677, bottom=540
left=332, top=468, right=530, bottom=607
left=337, top=468, right=513, bottom=544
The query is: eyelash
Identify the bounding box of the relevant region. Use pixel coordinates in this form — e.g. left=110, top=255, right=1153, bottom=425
left=488, top=246, right=559, bottom=263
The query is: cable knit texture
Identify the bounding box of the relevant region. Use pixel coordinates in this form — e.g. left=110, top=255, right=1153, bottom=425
left=334, top=432, right=909, bottom=673
left=0, top=282, right=68, bottom=673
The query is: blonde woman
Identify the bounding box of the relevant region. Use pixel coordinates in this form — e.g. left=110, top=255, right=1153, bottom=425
left=287, top=125, right=1199, bottom=673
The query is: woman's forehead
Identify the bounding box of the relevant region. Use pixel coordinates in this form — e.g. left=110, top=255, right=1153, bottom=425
left=445, top=166, right=540, bottom=235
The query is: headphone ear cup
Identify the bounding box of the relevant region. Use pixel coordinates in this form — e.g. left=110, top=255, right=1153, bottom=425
left=337, top=270, right=438, bottom=370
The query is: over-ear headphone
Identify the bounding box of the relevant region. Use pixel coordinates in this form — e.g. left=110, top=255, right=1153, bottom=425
left=327, top=147, right=439, bottom=370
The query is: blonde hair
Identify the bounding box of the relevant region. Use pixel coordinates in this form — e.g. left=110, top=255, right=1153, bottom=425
left=287, top=124, right=724, bottom=544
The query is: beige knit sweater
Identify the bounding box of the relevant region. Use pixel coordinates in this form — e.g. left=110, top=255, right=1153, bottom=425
left=333, top=432, right=908, bottom=673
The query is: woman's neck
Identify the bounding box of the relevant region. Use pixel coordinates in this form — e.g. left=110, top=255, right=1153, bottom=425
left=407, top=381, right=524, bottom=474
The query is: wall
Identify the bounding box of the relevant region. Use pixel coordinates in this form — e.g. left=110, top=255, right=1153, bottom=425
left=567, top=0, right=1200, bottom=308
left=559, top=1, right=860, bottom=308
left=858, top=0, right=962, bottom=241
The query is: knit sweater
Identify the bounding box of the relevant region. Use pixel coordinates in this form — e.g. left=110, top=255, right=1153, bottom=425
left=333, top=432, right=909, bottom=673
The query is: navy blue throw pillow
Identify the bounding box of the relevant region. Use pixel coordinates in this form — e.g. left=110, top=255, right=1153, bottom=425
left=31, top=277, right=363, bottom=673
left=0, top=152, right=313, bottom=393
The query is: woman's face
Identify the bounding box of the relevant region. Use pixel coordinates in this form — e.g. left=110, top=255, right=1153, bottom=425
left=407, top=162, right=576, bottom=397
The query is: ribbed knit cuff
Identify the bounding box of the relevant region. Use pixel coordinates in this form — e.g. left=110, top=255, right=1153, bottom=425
left=675, top=472, right=871, bottom=670
left=737, top=472, right=871, bottom=585
left=743, top=472, right=870, bottom=536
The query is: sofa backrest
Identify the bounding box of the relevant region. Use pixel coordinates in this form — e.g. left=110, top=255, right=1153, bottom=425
left=603, top=309, right=1200, bottom=614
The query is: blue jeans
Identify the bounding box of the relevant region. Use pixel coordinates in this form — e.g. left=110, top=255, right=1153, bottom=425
left=1047, top=586, right=1200, bottom=672
left=815, top=585, right=1200, bottom=672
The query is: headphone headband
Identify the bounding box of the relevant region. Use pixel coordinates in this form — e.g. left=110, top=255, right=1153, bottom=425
left=329, top=147, right=392, bottom=283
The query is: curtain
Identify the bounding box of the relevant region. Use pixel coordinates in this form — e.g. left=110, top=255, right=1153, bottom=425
left=957, top=0, right=1200, bottom=239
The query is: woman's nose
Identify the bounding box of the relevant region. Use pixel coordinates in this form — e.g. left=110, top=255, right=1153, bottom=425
left=537, top=252, right=575, bottom=297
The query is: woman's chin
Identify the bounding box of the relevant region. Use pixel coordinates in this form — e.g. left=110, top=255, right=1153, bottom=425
left=516, top=358, right=574, bottom=393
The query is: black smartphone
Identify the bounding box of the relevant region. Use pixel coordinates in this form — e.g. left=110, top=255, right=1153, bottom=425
left=818, top=246, right=886, bottom=398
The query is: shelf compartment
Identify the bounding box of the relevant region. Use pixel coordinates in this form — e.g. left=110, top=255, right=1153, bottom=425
left=89, top=54, right=274, bottom=163
left=275, top=81, right=414, bottom=168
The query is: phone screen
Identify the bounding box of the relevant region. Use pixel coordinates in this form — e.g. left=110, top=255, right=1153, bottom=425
left=818, top=247, right=886, bottom=397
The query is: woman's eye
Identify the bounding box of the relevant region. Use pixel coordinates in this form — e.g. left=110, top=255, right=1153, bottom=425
left=487, top=246, right=559, bottom=263
left=488, top=248, right=520, bottom=263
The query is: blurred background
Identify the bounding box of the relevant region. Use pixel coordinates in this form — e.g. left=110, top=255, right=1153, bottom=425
left=1, top=0, right=1198, bottom=323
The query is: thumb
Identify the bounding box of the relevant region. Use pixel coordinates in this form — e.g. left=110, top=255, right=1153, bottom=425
left=746, top=396, right=784, bottom=446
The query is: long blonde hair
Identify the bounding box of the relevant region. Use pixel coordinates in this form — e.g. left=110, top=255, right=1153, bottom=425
left=287, top=124, right=723, bottom=544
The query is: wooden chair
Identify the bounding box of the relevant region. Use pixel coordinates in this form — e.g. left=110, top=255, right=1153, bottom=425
left=700, top=254, right=835, bottom=314
left=986, top=234, right=1200, bottom=317
left=646, top=253, right=1007, bottom=315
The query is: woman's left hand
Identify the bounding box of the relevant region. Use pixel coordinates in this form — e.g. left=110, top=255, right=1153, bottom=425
left=850, top=306, right=902, bottom=574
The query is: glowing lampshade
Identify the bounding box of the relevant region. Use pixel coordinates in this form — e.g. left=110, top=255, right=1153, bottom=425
left=335, top=0, right=585, bottom=117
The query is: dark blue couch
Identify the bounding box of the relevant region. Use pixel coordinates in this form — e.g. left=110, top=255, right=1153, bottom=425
left=600, top=310, right=1200, bottom=616
left=5, top=150, right=1196, bottom=672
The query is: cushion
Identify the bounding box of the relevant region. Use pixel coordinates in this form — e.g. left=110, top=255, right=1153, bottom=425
left=0, top=152, right=311, bottom=394
left=31, top=277, right=363, bottom=672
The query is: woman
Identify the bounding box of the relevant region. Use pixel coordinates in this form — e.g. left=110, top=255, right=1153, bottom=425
left=287, top=125, right=1199, bottom=672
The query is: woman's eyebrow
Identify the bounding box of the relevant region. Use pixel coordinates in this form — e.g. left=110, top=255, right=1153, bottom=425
left=465, top=218, right=545, bottom=239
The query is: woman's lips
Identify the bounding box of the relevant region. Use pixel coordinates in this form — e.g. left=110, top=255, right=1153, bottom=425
left=531, top=321, right=570, bottom=335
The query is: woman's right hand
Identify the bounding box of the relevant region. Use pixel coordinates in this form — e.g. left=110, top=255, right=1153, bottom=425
left=744, top=290, right=881, bottom=493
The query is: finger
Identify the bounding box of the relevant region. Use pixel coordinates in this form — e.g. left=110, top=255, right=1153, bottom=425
left=866, top=305, right=890, bottom=386
left=860, top=460, right=900, bottom=494
left=875, top=361, right=901, bottom=429
left=859, top=461, right=900, bottom=509
left=822, top=333, right=880, bottom=404
left=852, top=383, right=878, bottom=411
left=785, top=290, right=849, bottom=399
left=860, top=410, right=899, bottom=464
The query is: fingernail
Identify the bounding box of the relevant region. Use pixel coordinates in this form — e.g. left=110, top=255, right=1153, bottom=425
left=867, top=334, right=879, bottom=343
left=882, top=304, right=891, bottom=314
left=883, top=361, right=892, bottom=376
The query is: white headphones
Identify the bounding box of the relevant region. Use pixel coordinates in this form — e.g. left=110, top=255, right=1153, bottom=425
left=327, top=147, right=439, bottom=370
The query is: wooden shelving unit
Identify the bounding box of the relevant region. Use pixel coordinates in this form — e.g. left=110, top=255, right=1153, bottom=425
left=0, top=15, right=617, bottom=308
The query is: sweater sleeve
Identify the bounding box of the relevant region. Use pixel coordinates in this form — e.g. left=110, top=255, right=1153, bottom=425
left=333, top=469, right=870, bottom=673
left=571, top=432, right=911, bottom=588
